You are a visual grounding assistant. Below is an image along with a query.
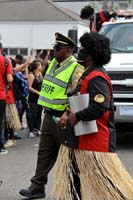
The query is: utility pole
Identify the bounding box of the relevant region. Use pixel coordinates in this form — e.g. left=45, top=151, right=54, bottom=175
left=103, top=0, right=108, bottom=11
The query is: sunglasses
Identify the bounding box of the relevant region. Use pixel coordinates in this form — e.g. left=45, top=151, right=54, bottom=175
left=53, top=45, right=66, bottom=52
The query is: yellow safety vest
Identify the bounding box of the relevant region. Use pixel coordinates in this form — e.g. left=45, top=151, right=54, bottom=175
left=38, top=56, right=80, bottom=111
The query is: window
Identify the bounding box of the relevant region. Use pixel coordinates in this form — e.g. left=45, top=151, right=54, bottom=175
left=20, top=48, right=28, bottom=55
left=3, top=48, right=8, bottom=56
left=99, top=23, right=133, bottom=53
left=3, top=48, right=28, bottom=56
left=9, top=48, right=18, bottom=55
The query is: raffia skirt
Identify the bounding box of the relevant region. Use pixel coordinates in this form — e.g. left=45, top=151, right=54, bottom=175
left=5, top=104, right=21, bottom=131
left=51, top=145, right=133, bottom=200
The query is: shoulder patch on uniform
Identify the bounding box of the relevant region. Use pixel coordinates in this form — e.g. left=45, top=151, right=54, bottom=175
left=76, top=71, right=83, bottom=78
left=94, top=94, right=105, bottom=103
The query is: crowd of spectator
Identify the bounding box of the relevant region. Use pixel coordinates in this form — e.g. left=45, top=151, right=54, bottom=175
left=0, top=42, right=50, bottom=154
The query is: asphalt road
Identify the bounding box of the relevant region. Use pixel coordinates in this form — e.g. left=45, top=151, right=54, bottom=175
left=0, top=129, right=133, bottom=200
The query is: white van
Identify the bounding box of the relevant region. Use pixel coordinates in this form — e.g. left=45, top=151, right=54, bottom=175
left=99, top=19, right=133, bottom=124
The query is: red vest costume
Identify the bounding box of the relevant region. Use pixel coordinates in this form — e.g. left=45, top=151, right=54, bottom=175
left=79, top=70, right=113, bottom=152
left=98, top=11, right=109, bottom=23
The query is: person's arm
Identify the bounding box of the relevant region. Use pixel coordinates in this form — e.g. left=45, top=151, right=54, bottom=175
left=24, top=65, right=29, bottom=80
left=36, top=49, right=43, bottom=60
left=6, top=59, right=13, bottom=82
left=28, top=73, right=39, bottom=95
left=14, top=56, right=32, bottom=73
left=7, top=74, right=13, bottom=82
left=66, top=64, right=84, bottom=95
left=14, top=49, right=33, bottom=73
left=42, top=49, right=51, bottom=74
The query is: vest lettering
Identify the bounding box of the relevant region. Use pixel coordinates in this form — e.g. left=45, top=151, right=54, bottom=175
left=41, top=83, right=55, bottom=94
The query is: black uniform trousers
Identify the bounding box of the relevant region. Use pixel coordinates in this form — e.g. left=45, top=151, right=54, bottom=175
left=31, top=111, right=65, bottom=189
left=0, top=100, right=6, bottom=150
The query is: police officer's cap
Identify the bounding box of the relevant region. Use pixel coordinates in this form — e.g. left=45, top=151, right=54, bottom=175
left=54, top=32, right=77, bottom=48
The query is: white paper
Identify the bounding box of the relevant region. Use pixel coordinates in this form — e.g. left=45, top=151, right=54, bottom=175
left=68, top=94, right=98, bottom=136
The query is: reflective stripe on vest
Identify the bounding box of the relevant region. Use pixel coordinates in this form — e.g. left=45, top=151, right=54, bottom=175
left=38, top=56, right=78, bottom=111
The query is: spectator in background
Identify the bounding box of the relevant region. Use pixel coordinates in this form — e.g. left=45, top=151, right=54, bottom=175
left=0, top=42, right=13, bottom=154
left=27, top=60, right=43, bottom=138
left=14, top=54, right=29, bottom=129
left=4, top=52, right=32, bottom=146
left=11, top=52, right=32, bottom=132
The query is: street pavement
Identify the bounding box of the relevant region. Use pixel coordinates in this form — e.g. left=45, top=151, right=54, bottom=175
left=0, top=129, right=133, bottom=200
left=0, top=129, right=54, bottom=200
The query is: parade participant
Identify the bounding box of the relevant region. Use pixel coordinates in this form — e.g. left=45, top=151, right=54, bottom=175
left=80, top=5, right=117, bottom=32
left=19, top=32, right=84, bottom=199
left=51, top=32, right=133, bottom=200
left=0, top=42, right=13, bottom=154
left=4, top=80, right=21, bottom=148
left=11, top=52, right=32, bottom=130
left=4, top=53, right=32, bottom=146
left=27, top=60, right=43, bottom=138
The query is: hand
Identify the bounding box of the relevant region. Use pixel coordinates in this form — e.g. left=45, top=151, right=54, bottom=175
left=30, top=48, right=34, bottom=56
left=36, top=50, right=43, bottom=59
left=38, top=49, right=44, bottom=56
left=67, top=108, right=78, bottom=126
left=59, top=111, right=68, bottom=128
left=47, top=49, right=50, bottom=56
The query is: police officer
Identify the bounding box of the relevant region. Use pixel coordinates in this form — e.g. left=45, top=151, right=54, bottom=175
left=19, top=32, right=84, bottom=199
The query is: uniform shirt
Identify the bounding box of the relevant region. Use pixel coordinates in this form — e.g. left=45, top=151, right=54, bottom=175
left=59, top=56, right=84, bottom=94
left=0, top=55, right=13, bottom=100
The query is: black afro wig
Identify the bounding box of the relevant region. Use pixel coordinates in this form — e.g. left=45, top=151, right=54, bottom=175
left=80, top=5, right=94, bottom=19
left=79, top=32, right=111, bottom=66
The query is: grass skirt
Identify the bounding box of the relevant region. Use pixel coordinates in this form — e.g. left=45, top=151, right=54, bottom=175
left=5, top=104, right=21, bottom=131
left=51, top=145, right=133, bottom=200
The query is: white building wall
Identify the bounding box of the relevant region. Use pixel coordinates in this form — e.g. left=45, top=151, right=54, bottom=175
left=0, top=23, right=31, bottom=47
left=77, top=24, right=90, bottom=46
left=0, top=21, right=89, bottom=50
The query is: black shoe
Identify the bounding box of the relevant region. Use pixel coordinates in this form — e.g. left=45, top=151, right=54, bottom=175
left=19, top=186, right=45, bottom=199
